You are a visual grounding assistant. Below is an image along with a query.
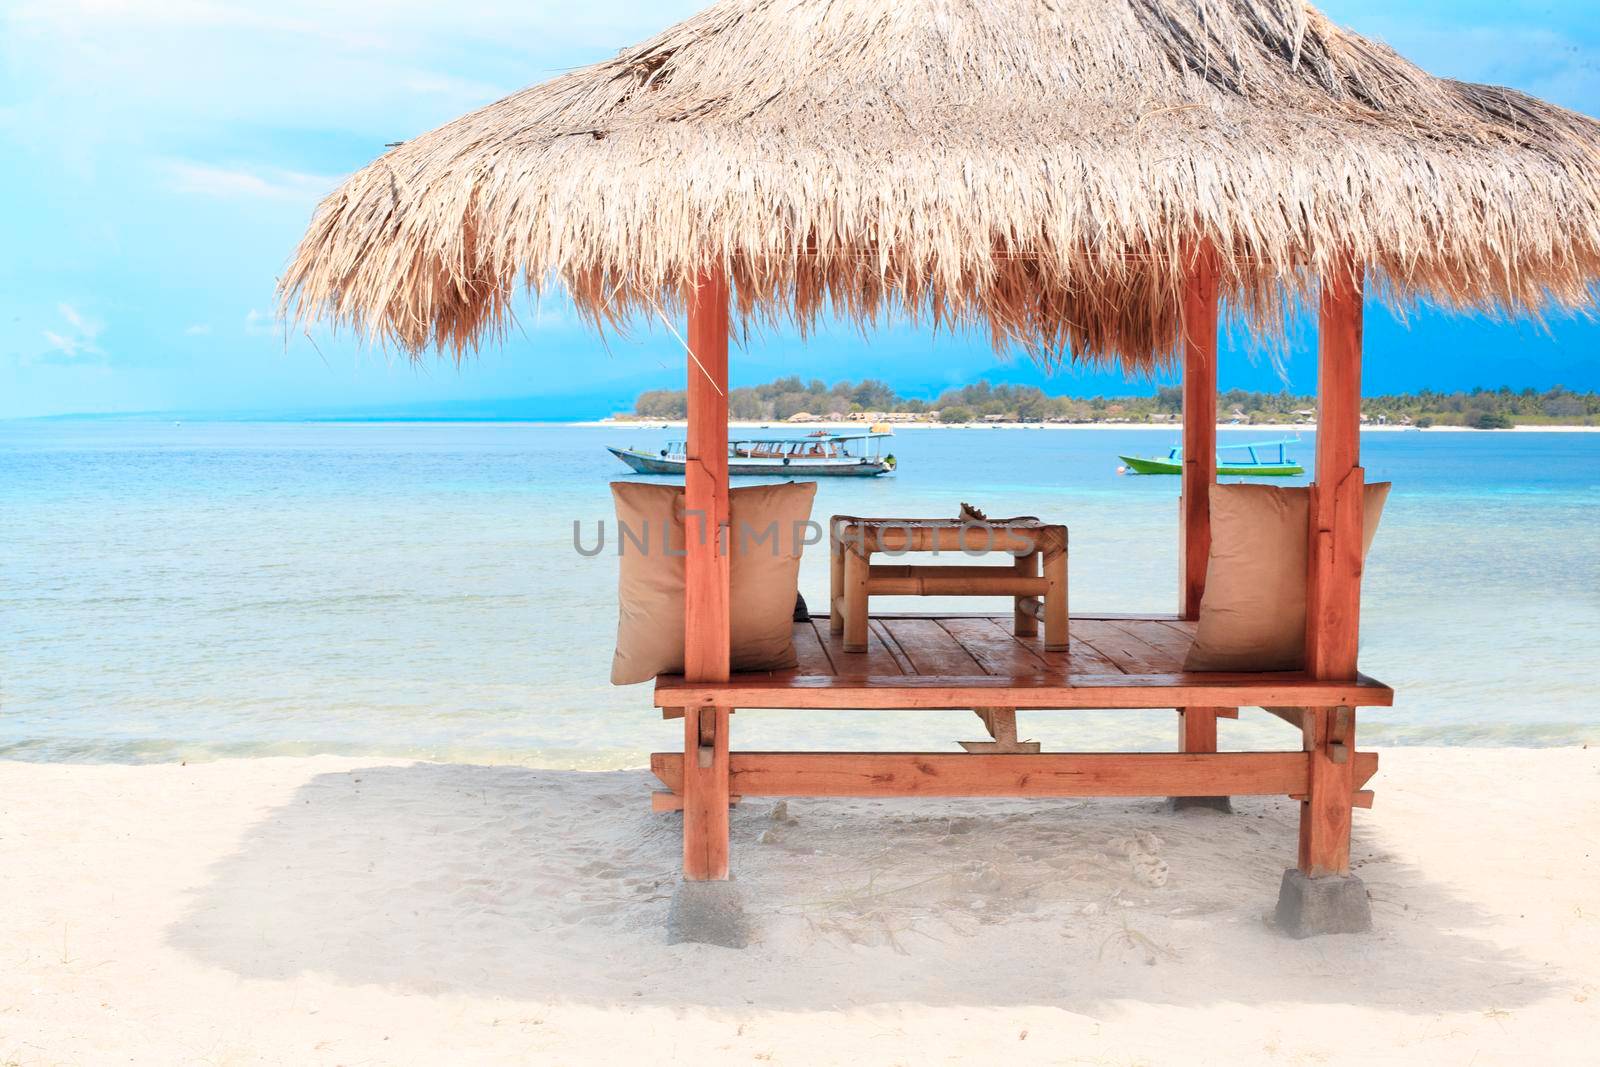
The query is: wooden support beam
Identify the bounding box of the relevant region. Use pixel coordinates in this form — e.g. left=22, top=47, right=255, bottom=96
left=867, top=574, right=1052, bottom=596
left=1181, top=239, right=1220, bottom=620
left=1261, top=706, right=1303, bottom=729
left=650, top=751, right=1312, bottom=798
left=656, top=673, right=1395, bottom=710
left=870, top=564, right=1040, bottom=581
left=652, top=790, right=742, bottom=812
left=653, top=749, right=1376, bottom=797
left=682, top=267, right=732, bottom=882
left=1178, top=706, right=1222, bottom=754
left=1288, top=790, right=1373, bottom=810
left=1298, top=253, right=1367, bottom=879
left=959, top=708, right=1041, bottom=754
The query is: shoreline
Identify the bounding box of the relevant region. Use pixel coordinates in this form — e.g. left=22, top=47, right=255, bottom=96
left=3, top=747, right=1596, bottom=1064
left=585, top=418, right=1600, bottom=433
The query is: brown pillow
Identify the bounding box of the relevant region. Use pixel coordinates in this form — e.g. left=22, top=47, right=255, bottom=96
left=1184, top=482, right=1391, bottom=672
left=610, top=480, right=818, bottom=684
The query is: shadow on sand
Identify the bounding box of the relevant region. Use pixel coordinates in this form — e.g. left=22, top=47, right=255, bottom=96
left=169, top=763, right=1557, bottom=1013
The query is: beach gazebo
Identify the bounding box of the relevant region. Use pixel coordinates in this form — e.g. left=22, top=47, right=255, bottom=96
left=281, top=0, right=1600, bottom=937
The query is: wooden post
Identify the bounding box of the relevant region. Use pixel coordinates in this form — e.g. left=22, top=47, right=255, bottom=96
left=1180, top=239, right=1219, bottom=620
left=1178, top=707, right=1220, bottom=753
left=682, top=266, right=732, bottom=881
left=1305, top=258, right=1366, bottom=684
left=1176, top=243, right=1224, bottom=795
left=1299, top=254, right=1366, bottom=877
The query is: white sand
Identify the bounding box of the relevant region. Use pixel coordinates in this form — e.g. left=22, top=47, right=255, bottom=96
left=2, top=748, right=1596, bottom=1065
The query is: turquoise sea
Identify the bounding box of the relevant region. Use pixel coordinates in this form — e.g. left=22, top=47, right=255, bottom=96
left=3, top=420, right=1597, bottom=764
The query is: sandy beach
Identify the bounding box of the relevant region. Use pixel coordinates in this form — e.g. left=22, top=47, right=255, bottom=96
left=3, top=747, right=1595, bottom=1065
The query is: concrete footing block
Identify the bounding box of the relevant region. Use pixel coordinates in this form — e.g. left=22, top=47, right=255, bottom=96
left=1274, top=869, right=1373, bottom=938
left=1170, top=796, right=1234, bottom=814
left=667, top=878, right=751, bottom=949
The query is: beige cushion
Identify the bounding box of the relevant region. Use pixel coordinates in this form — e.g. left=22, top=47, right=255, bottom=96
left=1184, top=482, right=1391, bottom=672
left=610, top=480, right=818, bottom=684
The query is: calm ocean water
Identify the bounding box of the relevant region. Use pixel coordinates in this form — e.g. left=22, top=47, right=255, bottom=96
left=3, top=420, right=1597, bottom=764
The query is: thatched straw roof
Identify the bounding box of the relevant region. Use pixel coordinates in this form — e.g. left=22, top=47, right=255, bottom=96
left=280, top=0, right=1600, bottom=371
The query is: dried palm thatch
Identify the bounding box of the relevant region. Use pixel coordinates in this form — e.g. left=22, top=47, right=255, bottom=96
left=279, top=0, right=1600, bottom=372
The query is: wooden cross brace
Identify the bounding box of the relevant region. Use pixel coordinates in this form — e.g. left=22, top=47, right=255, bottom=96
left=959, top=707, right=1042, bottom=754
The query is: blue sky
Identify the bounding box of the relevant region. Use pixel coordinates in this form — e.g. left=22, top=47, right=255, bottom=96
left=1, top=1, right=1597, bottom=419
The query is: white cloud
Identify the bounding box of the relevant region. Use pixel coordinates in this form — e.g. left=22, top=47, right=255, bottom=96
left=59, top=302, right=94, bottom=336
left=40, top=302, right=104, bottom=360
left=42, top=330, right=85, bottom=356
left=184, top=323, right=212, bottom=335
left=164, top=160, right=337, bottom=203
left=244, top=308, right=279, bottom=337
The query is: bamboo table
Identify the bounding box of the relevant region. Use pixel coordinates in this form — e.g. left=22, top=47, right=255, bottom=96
left=829, top=516, right=1068, bottom=654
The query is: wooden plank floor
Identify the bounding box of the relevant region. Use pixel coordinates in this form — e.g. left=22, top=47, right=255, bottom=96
left=655, top=613, right=1396, bottom=710
left=796, top=614, right=1198, bottom=679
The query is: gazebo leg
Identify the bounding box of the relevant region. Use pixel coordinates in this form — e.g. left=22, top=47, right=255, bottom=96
left=682, top=705, right=731, bottom=879
left=669, top=267, right=747, bottom=948
left=1173, top=244, right=1227, bottom=817
left=1171, top=707, right=1233, bottom=812
left=1276, top=706, right=1371, bottom=937
left=1277, top=257, right=1372, bottom=937
left=668, top=703, right=748, bottom=947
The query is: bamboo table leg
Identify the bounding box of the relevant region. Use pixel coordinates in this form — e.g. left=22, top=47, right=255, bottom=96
left=843, top=545, right=870, bottom=652
left=1042, top=535, right=1068, bottom=651
left=829, top=530, right=845, bottom=635
left=1013, top=550, right=1040, bottom=638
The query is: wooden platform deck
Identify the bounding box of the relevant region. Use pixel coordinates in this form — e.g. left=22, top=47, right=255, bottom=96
left=654, top=613, right=1395, bottom=711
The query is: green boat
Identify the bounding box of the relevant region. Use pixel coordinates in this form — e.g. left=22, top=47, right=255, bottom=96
left=1119, top=437, right=1304, bottom=477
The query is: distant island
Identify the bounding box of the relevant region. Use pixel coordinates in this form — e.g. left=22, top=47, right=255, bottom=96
left=616, top=378, right=1600, bottom=429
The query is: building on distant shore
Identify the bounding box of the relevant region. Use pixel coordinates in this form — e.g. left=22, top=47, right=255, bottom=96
left=847, top=411, right=923, bottom=423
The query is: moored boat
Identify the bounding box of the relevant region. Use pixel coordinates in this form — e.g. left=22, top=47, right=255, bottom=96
left=1119, top=437, right=1304, bottom=476
left=610, top=428, right=897, bottom=477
